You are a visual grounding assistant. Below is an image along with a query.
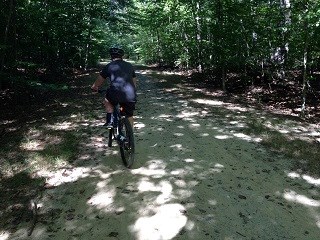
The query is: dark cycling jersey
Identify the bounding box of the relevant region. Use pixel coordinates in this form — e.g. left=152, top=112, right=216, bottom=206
left=100, top=60, right=137, bottom=103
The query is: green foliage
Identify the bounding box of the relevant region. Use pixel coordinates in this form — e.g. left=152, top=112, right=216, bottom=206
left=1, top=0, right=320, bottom=91
left=0, top=0, right=135, bottom=73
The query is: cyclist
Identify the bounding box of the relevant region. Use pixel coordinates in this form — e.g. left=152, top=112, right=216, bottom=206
left=91, top=47, right=137, bottom=128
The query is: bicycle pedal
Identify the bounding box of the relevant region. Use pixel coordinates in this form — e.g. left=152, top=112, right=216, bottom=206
left=117, top=135, right=126, bottom=142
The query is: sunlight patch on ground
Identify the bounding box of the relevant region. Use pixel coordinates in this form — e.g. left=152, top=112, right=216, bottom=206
left=84, top=135, right=108, bottom=152
left=21, top=134, right=62, bottom=151
left=192, top=98, right=224, bottom=106
left=20, top=128, right=59, bottom=151
left=282, top=190, right=320, bottom=207
left=233, top=132, right=262, bottom=142
left=214, top=135, right=232, bottom=140
left=184, top=158, right=195, bottom=163
left=0, top=231, right=10, bottom=240
left=21, top=139, right=44, bottom=151
left=164, top=87, right=179, bottom=93
left=174, top=132, right=184, bottom=136
left=87, top=188, right=115, bottom=210
left=309, top=131, right=320, bottom=137
left=46, top=121, right=75, bottom=130
left=170, top=169, right=185, bottom=176
left=132, top=167, right=167, bottom=178
left=262, top=120, right=320, bottom=142
left=225, top=104, right=251, bottom=112
left=176, top=110, right=199, bottom=119
left=229, top=121, right=246, bottom=128
left=131, top=204, right=187, bottom=240
left=170, top=144, right=189, bottom=152
left=286, top=172, right=320, bottom=186
left=208, top=199, right=218, bottom=206
left=189, top=123, right=201, bottom=129
left=36, top=167, right=90, bottom=187
left=309, top=209, right=320, bottom=228
left=132, top=160, right=167, bottom=178
left=176, top=189, right=193, bottom=199
left=210, top=163, right=225, bottom=173
left=152, top=114, right=173, bottom=122
left=0, top=119, right=16, bottom=125
left=200, top=133, right=209, bottom=137
left=174, top=179, right=187, bottom=188
left=135, top=122, right=146, bottom=129
left=193, top=98, right=254, bottom=114
left=138, top=180, right=173, bottom=204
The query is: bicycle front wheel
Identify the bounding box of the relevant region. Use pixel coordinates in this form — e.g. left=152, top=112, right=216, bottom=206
left=119, top=118, right=135, bottom=168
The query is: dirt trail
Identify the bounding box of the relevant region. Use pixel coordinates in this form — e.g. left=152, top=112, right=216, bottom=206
left=4, top=67, right=320, bottom=240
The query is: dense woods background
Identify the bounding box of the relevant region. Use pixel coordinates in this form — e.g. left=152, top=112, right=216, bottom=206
left=1, top=0, right=319, bottom=119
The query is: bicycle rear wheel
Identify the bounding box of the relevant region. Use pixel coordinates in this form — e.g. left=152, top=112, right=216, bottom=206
left=108, top=128, right=113, bottom=147
left=119, top=118, right=135, bottom=168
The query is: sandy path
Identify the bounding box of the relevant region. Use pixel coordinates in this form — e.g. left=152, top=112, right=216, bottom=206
left=5, top=68, right=320, bottom=240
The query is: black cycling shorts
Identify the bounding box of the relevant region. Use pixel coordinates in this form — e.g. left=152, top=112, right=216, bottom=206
left=106, top=89, right=136, bottom=117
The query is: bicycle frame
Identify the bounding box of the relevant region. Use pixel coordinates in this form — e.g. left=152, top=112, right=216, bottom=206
left=96, top=89, right=135, bottom=168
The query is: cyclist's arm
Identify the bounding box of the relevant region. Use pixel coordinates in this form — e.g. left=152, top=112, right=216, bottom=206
left=91, top=75, right=105, bottom=91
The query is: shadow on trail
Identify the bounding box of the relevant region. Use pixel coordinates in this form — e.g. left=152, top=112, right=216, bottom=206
left=1, top=66, right=319, bottom=239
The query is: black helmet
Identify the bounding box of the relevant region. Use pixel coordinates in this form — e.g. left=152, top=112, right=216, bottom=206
left=109, top=47, right=124, bottom=57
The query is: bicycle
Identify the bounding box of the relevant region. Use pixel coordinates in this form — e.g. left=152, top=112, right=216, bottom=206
left=97, top=89, right=135, bottom=168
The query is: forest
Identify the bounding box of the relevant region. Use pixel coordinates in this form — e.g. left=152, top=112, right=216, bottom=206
left=1, top=1, right=320, bottom=239
left=1, top=0, right=320, bottom=119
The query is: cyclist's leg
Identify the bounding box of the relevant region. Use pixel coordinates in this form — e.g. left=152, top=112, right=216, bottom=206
left=105, top=90, right=116, bottom=126
left=104, top=98, right=114, bottom=113
left=104, top=99, right=114, bottom=125
left=121, top=102, right=135, bottom=128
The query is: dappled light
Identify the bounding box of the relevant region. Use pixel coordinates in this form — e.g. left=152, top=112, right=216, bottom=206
left=132, top=166, right=167, bottom=178
left=1, top=67, right=320, bottom=240
left=87, top=186, right=116, bottom=211
left=46, top=121, right=75, bottom=131
left=134, top=122, right=146, bottom=129
left=214, top=135, right=231, bottom=140
left=287, top=171, right=320, bottom=186
left=282, top=190, right=320, bottom=207
left=232, top=132, right=262, bottom=142
left=131, top=204, right=187, bottom=240
left=193, top=98, right=224, bottom=106
left=1, top=0, right=320, bottom=238
left=36, top=167, right=91, bottom=187
left=0, top=232, right=9, bottom=240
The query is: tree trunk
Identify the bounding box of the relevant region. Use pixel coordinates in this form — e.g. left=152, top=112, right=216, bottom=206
left=276, top=0, right=291, bottom=79
left=301, top=4, right=309, bottom=118
left=84, top=1, right=94, bottom=70
left=192, top=1, right=202, bottom=73
left=182, top=24, right=190, bottom=69
left=222, top=65, right=226, bottom=92
left=216, top=0, right=226, bottom=91
left=156, top=28, right=161, bottom=66
left=0, top=0, right=16, bottom=91
left=0, top=0, right=15, bottom=73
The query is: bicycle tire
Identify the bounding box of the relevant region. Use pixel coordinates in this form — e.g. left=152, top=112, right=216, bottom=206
left=119, top=118, right=135, bottom=168
left=108, top=128, right=113, bottom=147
